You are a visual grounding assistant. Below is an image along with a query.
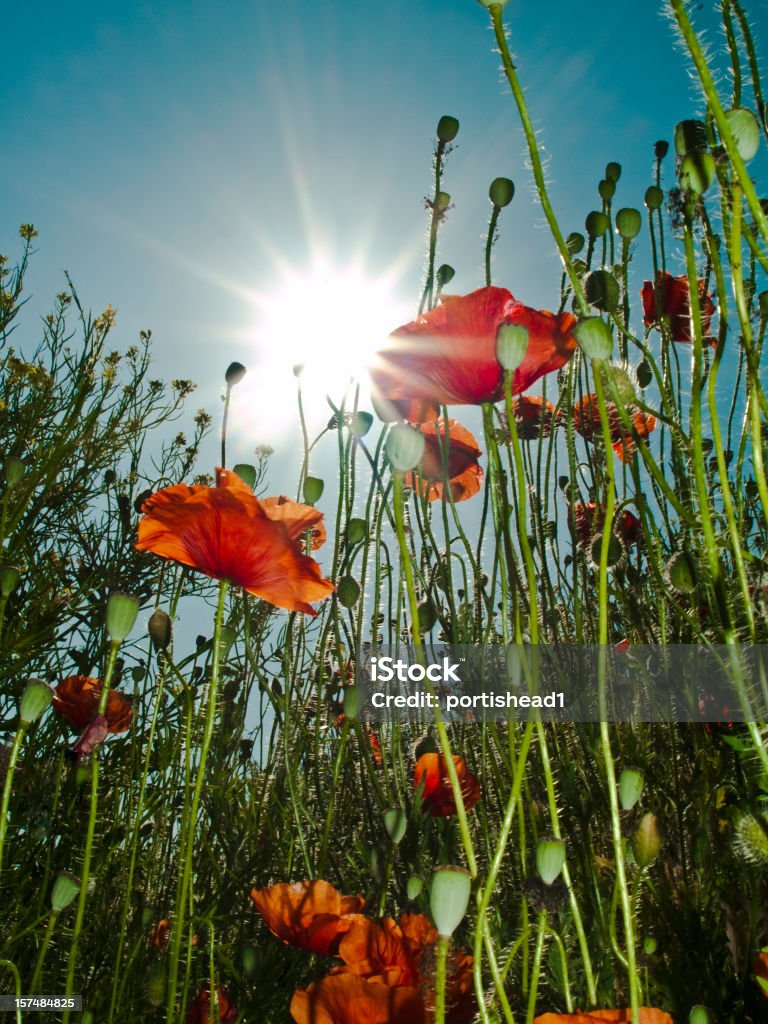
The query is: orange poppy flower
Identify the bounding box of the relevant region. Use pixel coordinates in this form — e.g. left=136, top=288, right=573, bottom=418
left=534, top=1010, right=673, bottom=1024
left=404, top=419, right=483, bottom=503
left=185, top=986, right=237, bottom=1024
left=52, top=675, right=132, bottom=733
left=136, top=468, right=334, bottom=615
left=414, top=753, right=481, bottom=817
left=568, top=504, right=642, bottom=549
left=261, top=495, right=327, bottom=550
left=641, top=271, right=716, bottom=346
left=371, top=286, right=577, bottom=422
left=755, top=950, right=768, bottom=999
left=291, top=973, right=425, bottom=1024
left=573, top=394, right=656, bottom=463
left=250, top=880, right=365, bottom=956
left=367, top=726, right=383, bottom=765
left=508, top=395, right=561, bottom=441
left=150, top=919, right=170, bottom=950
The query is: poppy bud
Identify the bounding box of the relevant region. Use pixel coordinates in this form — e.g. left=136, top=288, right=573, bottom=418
left=679, top=152, right=717, bottom=195
left=598, top=178, right=615, bottom=202
left=644, top=186, right=664, bottom=211
left=303, top=476, right=324, bottom=505
left=477, top=0, right=510, bottom=6
left=407, top=874, right=424, bottom=900
left=566, top=232, right=585, bottom=255
left=674, top=119, right=708, bottom=156
left=343, top=686, right=360, bottom=720
left=20, top=678, right=54, bottom=725
left=337, top=576, right=361, bottom=608
left=133, top=488, right=153, bottom=513
left=644, top=936, right=658, bottom=955
left=383, top=807, right=407, bottom=845
left=725, top=107, right=760, bottom=162
left=148, top=609, right=172, bottom=651
left=615, top=207, right=641, bottom=239
left=437, top=115, right=459, bottom=143
left=386, top=423, right=426, bottom=472
left=350, top=411, right=373, bottom=437
left=434, top=192, right=451, bottom=214
left=574, top=317, right=613, bottom=362
left=0, top=564, right=21, bottom=598
left=430, top=865, right=471, bottom=937
left=106, top=592, right=140, bottom=642
left=654, top=140, right=669, bottom=160
left=632, top=812, right=662, bottom=867
left=536, top=837, right=566, bottom=885
left=600, top=363, right=637, bottom=406
left=637, top=360, right=652, bottom=389
left=346, top=518, right=367, bottom=545
left=666, top=551, right=697, bottom=594
left=618, top=768, right=644, bottom=811
left=585, top=211, right=610, bottom=239
left=496, top=323, right=529, bottom=372
left=51, top=873, right=80, bottom=912
left=225, top=362, right=246, bottom=386
left=586, top=270, right=620, bottom=313
left=418, top=599, right=438, bottom=633
left=489, top=177, right=515, bottom=207
left=436, top=264, right=455, bottom=288
left=589, top=532, right=625, bottom=570
left=233, top=464, right=256, bottom=489
left=3, top=456, right=25, bottom=488
left=605, top=161, right=622, bottom=183
left=689, top=1007, right=713, bottom=1024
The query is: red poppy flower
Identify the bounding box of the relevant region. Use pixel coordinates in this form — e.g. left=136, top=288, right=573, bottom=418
left=641, top=272, right=716, bottom=346
left=534, top=1011, right=673, bottom=1024
left=371, top=286, right=577, bottom=422
left=261, top=495, right=327, bottom=550
left=508, top=395, right=561, bottom=441
left=291, top=973, right=425, bottom=1024
left=250, top=880, right=365, bottom=956
left=136, top=468, right=334, bottom=615
left=404, top=419, right=483, bottom=502
left=568, top=504, right=642, bottom=549
left=573, top=394, right=656, bottom=463
left=185, top=986, right=237, bottom=1024
left=52, top=676, right=132, bottom=733
left=414, top=753, right=481, bottom=817
left=367, top=726, right=383, bottom=765
left=150, top=919, right=170, bottom=950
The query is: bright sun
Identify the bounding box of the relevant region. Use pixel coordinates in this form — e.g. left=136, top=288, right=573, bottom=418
left=237, top=261, right=412, bottom=437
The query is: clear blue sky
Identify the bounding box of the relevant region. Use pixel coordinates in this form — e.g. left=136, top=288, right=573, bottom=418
left=2, top=0, right=764, bottom=486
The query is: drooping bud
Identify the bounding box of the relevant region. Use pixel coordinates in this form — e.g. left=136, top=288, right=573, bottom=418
left=106, top=592, right=140, bottom=642
left=725, top=107, right=760, bottom=162
left=574, top=317, right=613, bottom=362
left=225, top=362, right=246, bottom=387
left=489, top=177, right=515, bottom=207
left=233, top=464, right=257, bottom=489
left=51, top=873, right=81, bottom=912
left=536, top=837, right=566, bottom=885
left=148, top=609, right=172, bottom=651
left=618, top=768, right=645, bottom=811
left=636, top=360, right=653, bottom=389
left=644, top=936, right=658, bottom=955
left=585, top=270, right=620, bottom=314
left=496, top=323, right=529, bottom=372
left=216, top=624, right=238, bottom=660
left=615, top=207, right=641, bottom=239
left=430, top=865, right=471, bottom=937
left=436, top=264, right=455, bottom=288
left=302, top=476, right=324, bottom=505
left=350, top=411, right=373, bottom=438
left=437, top=115, right=459, bottom=143
left=20, top=678, right=54, bottom=725
left=383, top=808, right=408, bottom=845
left=337, top=576, right=361, bottom=608
left=632, top=812, right=662, bottom=867
left=417, top=599, right=438, bottom=634
left=386, top=423, right=426, bottom=472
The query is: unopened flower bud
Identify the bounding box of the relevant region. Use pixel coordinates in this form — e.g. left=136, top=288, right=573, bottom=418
left=20, top=678, right=54, bottom=724
left=586, top=270, right=620, bottom=314
left=383, top=807, right=407, bottom=845
left=674, top=119, right=708, bottom=156
left=618, top=768, right=645, bottom=811
left=407, top=874, right=424, bottom=900
left=632, top=812, right=662, bottom=867
left=566, top=232, right=585, bottom=255
left=689, top=1007, right=714, bottom=1024
left=725, top=107, right=760, bottom=162
left=3, top=456, right=25, bottom=488
left=585, top=211, right=610, bottom=239
left=536, top=836, right=566, bottom=885
left=430, top=865, right=471, bottom=936
left=574, top=317, right=613, bottom=362
left=106, top=592, right=140, bottom=642
left=598, top=178, right=615, bottom=201
left=386, top=423, right=426, bottom=472
left=233, top=464, right=256, bottom=489
left=350, top=411, right=373, bottom=438
left=337, top=576, right=361, bottom=608
left=345, top=518, right=367, bottom=545
left=148, top=609, right=172, bottom=651
left=654, top=140, right=669, bottom=160
left=496, top=323, right=529, bottom=372
left=644, top=936, right=658, bottom=955
left=605, top=161, right=622, bottom=183
left=489, top=177, right=515, bottom=207
left=51, top=873, right=81, bottom=912
left=436, top=264, right=455, bottom=288
left=477, top=0, right=510, bottom=6
left=0, top=565, right=21, bottom=598
left=637, top=360, right=652, bottom=389
left=645, top=186, right=664, bottom=211
left=437, top=115, right=459, bottom=143
left=417, top=599, right=437, bottom=633
left=303, top=476, right=324, bottom=505
left=666, top=551, right=697, bottom=594
left=225, top=362, right=246, bottom=387
left=615, top=207, right=641, bottom=239
left=679, top=152, right=717, bottom=195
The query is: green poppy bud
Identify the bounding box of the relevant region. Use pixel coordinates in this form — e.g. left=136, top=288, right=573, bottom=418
left=600, top=364, right=636, bottom=406
left=674, top=119, right=708, bottom=156
left=430, top=865, right=471, bottom=937
left=346, top=518, right=367, bottom=545
left=725, top=107, right=760, bottom=162
left=643, top=936, right=658, bottom=955
left=589, top=531, right=625, bottom=570
left=615, top=207, right=641, bottom=239
left=637, top=360, right=652, bottom=389
left=51, top=873, right=80, bottom=912
left=666, top=551, right=697, bottom=594
left=645, top=186, right=664, bottom=211
left=225, top=361, right=246, bottom=386
left=0, top=564, right=21, bottom=598
left=689, top=1007, right=713, bottom=1024
left=585, top=270, right=620, bottom=313
left=632, top=812, right=662, bottom=867
left=369, top=842, right=386, bottom=884
left=350, top=411, right=373, bottom=437
left=303, top=476, right=324, bottom=505
left=679, top=152, right=717, bottom=195
left=574, top=317, right=613, bottom=362
left=434, top=192, right=451, bottom=214
left=3, top=456, right=26, bottom=488
left=496, top=323, right=529, bottom=372
left=106, top=592, right=140, bottom=642
left=343, top=686, right=360, bottom=720
left=417, top=599, right=438, bottom=633
left=477, top=0, right=510, bottom=6
left=536, top=836, right=566, bottom=885
left=233, top=463, right=256, bottom=489
left=585, top=211, right=610, bottom=239
left=148, top=609, right=172, bottom=651
left=383, top=807, right=407, bottom=845
left=337, top=576, right=361, bottom=608
left=566, top=232, right=585, bottom=255
left=407, top=874, right=424, bottom=900
left=437, top=115, right=459, bottom=143
left=618, top=768, right=645, bottom=811
left=20, top=678, right=54, bottom=725
left=386, top=423, right=426, bottom=472
left=489, top=177, right=515, bottom=207
left=605, top=161, right=622, bottom=183
left=654, top=140, right=669, bottom=160
left=598, top=178, right=615, bottom=201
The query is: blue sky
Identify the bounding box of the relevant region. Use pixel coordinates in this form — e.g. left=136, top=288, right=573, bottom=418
left=2, top=0, right=764, bottom=489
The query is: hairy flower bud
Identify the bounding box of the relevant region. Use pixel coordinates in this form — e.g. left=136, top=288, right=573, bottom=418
left=20, top=678, right=54, bottom=725
left=436, top=115, right=459, bottom=143
left=489, top=177, right=515, bottom=207
left=386, top=423, right=426, bottom=472
left=496, top=323, right=529, bottom=372
left=148, top=609, right=172, bottom=651
left=106, top=592, right=140, bottom=642
left=536, top=836, right=566, bottom=885
left=574, top=317, right=613, bottom=362
left=430, top=865, right=471, bottom=936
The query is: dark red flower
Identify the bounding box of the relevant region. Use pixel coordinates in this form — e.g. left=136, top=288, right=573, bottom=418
left=573, top=394, right=656, bottom=463
left=404, top=419, right=483, bottom=502
left=414, top=753, right=481, bottom=817
left=291, top=974, right=425, bottom=1024
left=53, top=676, right=132, bottom=733
left=250, top=880, right=365, bottom=956
left=641, top=272, right=716, bottom=346
left=185, top=986, right=236, bottom=1024
left=568, top=504, right=642, bottom=549
left=371, top=286, right=577, bottom=422
left=508, top=395, right=561, bottom=441
left=136, top=468, right=333, bottom=615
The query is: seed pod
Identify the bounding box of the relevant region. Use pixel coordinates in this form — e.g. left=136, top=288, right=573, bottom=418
left=148, top=609, right=172, bottom=651
left=598, top=178, right=615, bottom=201
left=436, top=264, right=455, bottom=287
left=605, top=161, right=622, bottom=183
left=430, top=865, right=471, bottom=936
left=654, top=140, right=669, bottom=160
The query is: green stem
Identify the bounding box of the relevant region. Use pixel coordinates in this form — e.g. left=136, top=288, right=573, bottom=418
left=0, top=721, right=29, bottom=878
left=434, top=933, right=450, bottom=1024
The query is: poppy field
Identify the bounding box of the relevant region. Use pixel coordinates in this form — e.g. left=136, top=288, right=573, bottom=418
left=2, top=1, right=768, bottom=1022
